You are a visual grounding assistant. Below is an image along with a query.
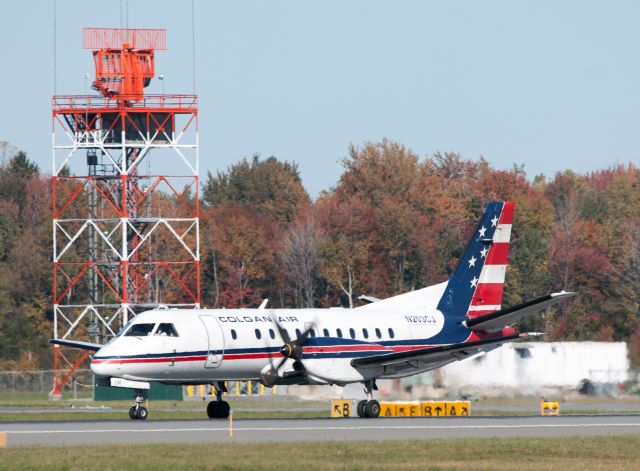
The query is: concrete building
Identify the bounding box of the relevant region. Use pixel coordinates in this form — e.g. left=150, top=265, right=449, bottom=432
left=404, top=342, right=629, bottom=395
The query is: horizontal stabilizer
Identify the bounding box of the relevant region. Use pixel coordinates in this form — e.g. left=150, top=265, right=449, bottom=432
left=465, top=291, right=575, bottom=331
left=49, top=338, right=102, bottom=352
left=351, top=334, right=520, bottom=368
left=358, top=295, right=382, bottom=304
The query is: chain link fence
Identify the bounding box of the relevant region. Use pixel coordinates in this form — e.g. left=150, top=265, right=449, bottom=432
left=0, top=369, right=93, bottom=398
left=0, top=370, right=288, bottom=400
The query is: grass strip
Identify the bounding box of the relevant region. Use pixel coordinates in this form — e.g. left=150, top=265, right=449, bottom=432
left=1, top=435, right=640, bottom=470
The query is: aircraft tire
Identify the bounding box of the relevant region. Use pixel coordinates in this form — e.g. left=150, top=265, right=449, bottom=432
left=207, top=401, right=220, bottom=419
left=128, top=406, right=137, bottom=420
left=135, top=406, right=148, bottom=420
left=364, top=400, right=380, bottom=418
left=357, top=400, right=367, bottom=418
left=219, top=401, right=230, bottom=419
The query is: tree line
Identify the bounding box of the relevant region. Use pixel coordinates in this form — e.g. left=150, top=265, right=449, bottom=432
left=0, top=138, right=639, bottom=369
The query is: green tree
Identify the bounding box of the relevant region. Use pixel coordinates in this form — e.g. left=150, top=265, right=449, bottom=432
left=202, top=155, right=310, bottom=225
left=0, top=151, right=40, bottom=219
left=0, top=149, right=52, bottom=369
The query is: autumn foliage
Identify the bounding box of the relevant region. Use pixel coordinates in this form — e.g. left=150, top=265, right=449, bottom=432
left=1, top=138, right=639, bottom=368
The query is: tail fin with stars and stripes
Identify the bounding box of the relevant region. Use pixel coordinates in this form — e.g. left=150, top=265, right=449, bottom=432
left=436, top=201, right=514, bottom=321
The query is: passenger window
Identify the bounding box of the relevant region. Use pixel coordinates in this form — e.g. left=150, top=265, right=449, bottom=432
left=231, top=329, right=237, bottom=340
left=349, top=328, right=356, bottom=339
left=388, top=328, right=395, bottom=339
left=323, top=328, right=329, bottom=337
left=125, top=323, right=155, bottom=337
left=336, top=328, right=343, bottom=338
left=362, top=328, right=369, bottom=339
left=255, top=329, right=262, bottom=340
left=269, top=329, right=275, bottom=339
left=375, top=328, right=381, bottom=339
left=155, top=323, right=178, bottom=337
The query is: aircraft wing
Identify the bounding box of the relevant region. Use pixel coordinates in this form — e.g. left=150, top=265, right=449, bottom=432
left=464, top=291, right=575, bottom=332
left=351, top=334, right=524, bottom=368
left=49, top=338, right=102, bottom=352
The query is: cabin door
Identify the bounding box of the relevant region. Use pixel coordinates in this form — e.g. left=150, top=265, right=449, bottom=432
left=199, top=316, right=224, bottom=368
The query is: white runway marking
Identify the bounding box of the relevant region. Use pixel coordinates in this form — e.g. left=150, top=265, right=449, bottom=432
left=7, top=422, right=640, bottom=435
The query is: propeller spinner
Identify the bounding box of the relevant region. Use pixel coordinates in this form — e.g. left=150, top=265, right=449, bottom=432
left=260, top=320, right=313, bottom=387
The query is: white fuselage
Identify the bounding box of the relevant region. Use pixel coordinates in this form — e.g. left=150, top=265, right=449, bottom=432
left=90, top=282, right=465, bottom=386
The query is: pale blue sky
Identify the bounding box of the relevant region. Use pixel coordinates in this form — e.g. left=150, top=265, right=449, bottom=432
left=1, top=1, right=639, bottom=196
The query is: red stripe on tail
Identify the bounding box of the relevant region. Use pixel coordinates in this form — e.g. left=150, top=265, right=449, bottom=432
left=486, top=242, right=510, bottom=265
left=498, top=201, right=515, bottom=224
left=469, top=282, right=505, bottom=318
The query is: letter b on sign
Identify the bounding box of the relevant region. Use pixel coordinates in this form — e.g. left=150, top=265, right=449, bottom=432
left=331, top=399, right=351, bottom=418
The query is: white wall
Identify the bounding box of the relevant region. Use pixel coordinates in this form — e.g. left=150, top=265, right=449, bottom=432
left=438, top=342, right=629, bottom=389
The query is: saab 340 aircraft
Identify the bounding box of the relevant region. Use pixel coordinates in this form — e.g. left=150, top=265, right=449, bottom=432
left=51, top=201, right=573, bottom=420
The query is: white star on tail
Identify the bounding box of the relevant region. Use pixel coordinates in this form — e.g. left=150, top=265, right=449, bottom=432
left=480, top=246, right=488, bottom=258
left=478, top=225, right=487, bottom=237
left=491, top=215, right=499, bottom=227
left=470, top=276, right=478, bottom=288
left=468, top=255, right=477, bottom=267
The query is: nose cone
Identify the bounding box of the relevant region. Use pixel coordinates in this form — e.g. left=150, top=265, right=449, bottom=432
left=90, top=345, right=118, bottom=377
left=90, top=359, right=113, bottom=377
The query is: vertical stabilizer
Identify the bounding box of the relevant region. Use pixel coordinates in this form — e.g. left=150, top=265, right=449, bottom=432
left=437, top=201, right=514, bottom=320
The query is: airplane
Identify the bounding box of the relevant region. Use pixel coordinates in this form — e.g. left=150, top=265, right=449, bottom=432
left=51, top=200, right=574, bottom=420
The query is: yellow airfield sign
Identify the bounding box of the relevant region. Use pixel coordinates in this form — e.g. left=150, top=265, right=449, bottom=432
left=332, top=400, right=471, bottom=418
left=331, top=399, right=352, bottom=418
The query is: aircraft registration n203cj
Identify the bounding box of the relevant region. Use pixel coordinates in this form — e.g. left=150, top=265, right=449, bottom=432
left=51, top=201, right=574, bottom=420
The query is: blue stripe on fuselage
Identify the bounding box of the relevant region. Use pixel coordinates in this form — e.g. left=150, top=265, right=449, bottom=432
left=92, top=335, right=468, bottom=361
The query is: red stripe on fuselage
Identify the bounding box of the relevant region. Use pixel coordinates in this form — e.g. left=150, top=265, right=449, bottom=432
left=223, top=352, right=278, bottom=360
left=305, top=344, right=390, bottom=354
left=91, top=355, right=207, bottom=365
left=89, top=342, right=445, bottom=365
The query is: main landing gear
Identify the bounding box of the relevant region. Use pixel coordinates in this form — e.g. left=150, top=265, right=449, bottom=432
left=129, top=389, right=148, bottom=420
left=207, top=381, right=230, bottom=419
left=357, top=379, right=380, bottom=418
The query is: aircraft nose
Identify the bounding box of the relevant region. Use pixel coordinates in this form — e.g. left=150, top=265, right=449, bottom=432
left=90, top=359, right=115, bottom=377
left=90, top=347, right=119, bottom=377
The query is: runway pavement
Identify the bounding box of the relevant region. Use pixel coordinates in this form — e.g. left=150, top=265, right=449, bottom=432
left=3, top=415, right=640, bottom=447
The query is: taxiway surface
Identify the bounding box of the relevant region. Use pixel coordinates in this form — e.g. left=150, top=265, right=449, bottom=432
left=3, top=415, right=640, bottom=447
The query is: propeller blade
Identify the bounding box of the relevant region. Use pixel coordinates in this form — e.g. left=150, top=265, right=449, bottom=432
left=289, top=325, right=314, bottom=360
left=298, top=325, right=313, bottom=346
left=259, top=356, right=288, bottom=387
left=261, top=318, right=318, bottom=386
left=273, top=317, right=291, bottom=344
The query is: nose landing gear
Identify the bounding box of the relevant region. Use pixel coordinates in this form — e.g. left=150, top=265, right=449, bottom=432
left=206, top=381, right=231, bottom=419
left=129, top=389, right=148, bottom=420
left=357, top=379, right=380, bottom=418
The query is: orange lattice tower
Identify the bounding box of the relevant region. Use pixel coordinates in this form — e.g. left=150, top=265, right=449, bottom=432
left=50, top=28, right=200, bottom=398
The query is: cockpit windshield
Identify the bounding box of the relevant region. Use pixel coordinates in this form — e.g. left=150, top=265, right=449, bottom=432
left=124, top=323, right=156, bottom=337
left=114, top=319, right=133, bottom=338
left=154, top=323, right=179, bottom=337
